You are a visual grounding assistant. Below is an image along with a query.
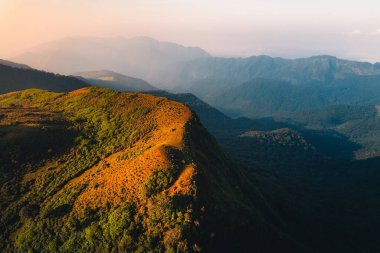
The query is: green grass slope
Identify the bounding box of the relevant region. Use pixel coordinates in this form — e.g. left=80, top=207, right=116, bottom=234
left=0, top=88, right=300, bottom=253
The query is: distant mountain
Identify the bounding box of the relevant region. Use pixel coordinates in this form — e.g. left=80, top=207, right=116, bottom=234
left=177, top=55, right=380, bottom=88
left=74, top=70, right=158, bottom=92
left=0, top=59, right=31, bottom=69
left=12, top=36, right=210, bottom=89
left=0, top=63, right=89, bottom=94
left=173, top=55, right=380, bottom=118
left=212, top=76, right=380, bottom=118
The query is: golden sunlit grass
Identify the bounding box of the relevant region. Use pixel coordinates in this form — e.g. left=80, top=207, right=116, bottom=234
left=0, top=87, right=256, bottom=253
left=0, top=87, right=200, bottom=252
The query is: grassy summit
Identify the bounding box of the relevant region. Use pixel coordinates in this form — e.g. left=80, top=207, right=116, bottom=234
left=0, top=88, right=294, bottom=252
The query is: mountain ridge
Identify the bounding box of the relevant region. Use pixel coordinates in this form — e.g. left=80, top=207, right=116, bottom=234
left=0, top=59, right=31, bottom=69
left=0, top=87, right=300, bottom=252
left=0, top=63, right=89, bottom=94
left=73, top=70, right=158, bottom=92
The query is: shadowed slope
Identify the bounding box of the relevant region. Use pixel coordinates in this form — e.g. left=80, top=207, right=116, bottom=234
left=0, top=64, right=89, bottom=94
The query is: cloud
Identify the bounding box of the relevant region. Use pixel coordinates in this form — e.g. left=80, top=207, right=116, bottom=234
left=350, top=29, right=362, bottom=36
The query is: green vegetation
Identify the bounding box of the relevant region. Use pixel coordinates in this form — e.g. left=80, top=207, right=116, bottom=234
left=0, top=88, right=187, bottom=252
left=0, top=63, right=88, bottom=94
left=2, top=87, right=283, bottom=252
left=143, top=169, right=174, bottom=197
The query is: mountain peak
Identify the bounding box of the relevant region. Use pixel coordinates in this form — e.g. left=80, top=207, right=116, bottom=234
left=0, top=87, right=291, bottom=252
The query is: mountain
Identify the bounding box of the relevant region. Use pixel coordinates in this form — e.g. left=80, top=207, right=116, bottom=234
left=177, top=55, right=380, bottom=88
left=74, top=70, right=158, bottom=92
left=0, top=88, right=300, bottom=252
left=0, top=63, right=89, bottom=94
left=12, top=36, right=210, bottom=89
left=214, top=76, right=380, bottom=118
left=0, top=59, right=31, bottom=69
left=173, top=55, right=380, bottom=118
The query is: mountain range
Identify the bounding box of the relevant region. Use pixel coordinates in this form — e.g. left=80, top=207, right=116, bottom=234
left=11, top=37, right=380, bottom=118
left=12, top=36, right=209, bottom=89
left=2, top=41, right=380, bottom=252
left=174, top=55, right=380, bottom=117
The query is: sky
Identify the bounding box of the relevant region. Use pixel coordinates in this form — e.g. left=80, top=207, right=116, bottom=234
left=1, top=0, right=380, bottom=62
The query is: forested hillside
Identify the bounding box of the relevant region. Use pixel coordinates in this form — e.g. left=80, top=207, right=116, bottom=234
left=0, top=64, right=88, bottom=94
left=0, top=88, right=299, bottom=252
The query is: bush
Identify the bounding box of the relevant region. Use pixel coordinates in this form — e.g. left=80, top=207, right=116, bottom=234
left=19, top=204, right=39, bottom=219
left=143, top=170, right=174, bottom=198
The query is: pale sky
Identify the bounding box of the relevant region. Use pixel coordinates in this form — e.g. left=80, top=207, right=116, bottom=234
left=1, top=0, right=380, bottom=62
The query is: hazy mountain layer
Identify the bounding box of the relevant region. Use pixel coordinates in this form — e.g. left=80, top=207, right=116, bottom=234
left=173, top=55, right=380, bottom=118
left=74, top=70, right=158, bottom=92
left=177, top=55, right=380, bottom=88
left=12, top=36, right=210, bottom=89
left=213, top=76, right=380, bottom=118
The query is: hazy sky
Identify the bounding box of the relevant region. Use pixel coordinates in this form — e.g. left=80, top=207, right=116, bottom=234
left=1, top=0, right=380, bottom=62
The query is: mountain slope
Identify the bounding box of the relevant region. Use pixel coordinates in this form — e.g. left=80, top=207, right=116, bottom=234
left=12, top=36, right=210, bottom=89
left=149, top=91, right=380, bottom=252
left=74, top=70, right=158, bottom=92
left=0, top=63, right=89, bottom=94
left=0, top=88, right=299, bottom=252
left=0, top=59, right=31, bottom=69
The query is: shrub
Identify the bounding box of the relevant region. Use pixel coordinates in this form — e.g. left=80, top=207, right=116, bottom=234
left=143, top=170, right=174, bottom=198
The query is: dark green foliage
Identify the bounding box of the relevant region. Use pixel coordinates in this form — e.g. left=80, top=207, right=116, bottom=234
left=143, top=170, right=174, bottom=197
left=19, top=204, right=39, bottom=219
left=46, top=204, right=72, bottom=218
left=0, top=63, right=89, bottom=94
